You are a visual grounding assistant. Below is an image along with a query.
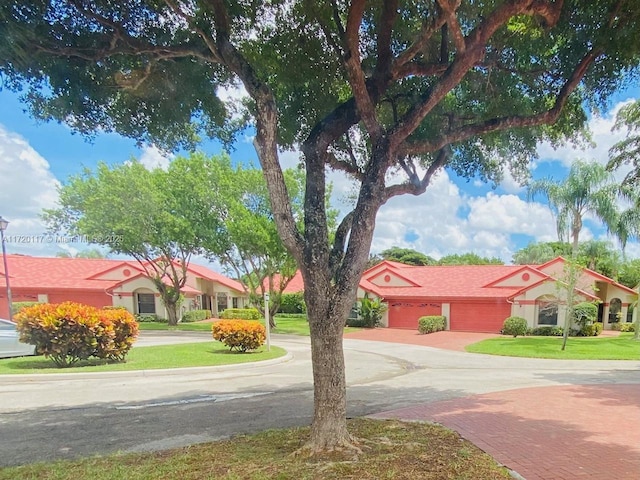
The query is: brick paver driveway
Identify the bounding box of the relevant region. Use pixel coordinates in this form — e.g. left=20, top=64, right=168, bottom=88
left=349, top=329, right=640, bottom=479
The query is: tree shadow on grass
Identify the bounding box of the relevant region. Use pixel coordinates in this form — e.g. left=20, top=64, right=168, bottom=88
left=0, top=356, right=119, bottom=371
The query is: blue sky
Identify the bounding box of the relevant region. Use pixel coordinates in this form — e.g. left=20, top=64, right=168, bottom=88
left=0, top=82, right=639, bottom=265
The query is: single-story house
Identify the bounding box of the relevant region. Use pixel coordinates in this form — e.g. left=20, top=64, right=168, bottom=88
left=358, top=257, right=637, bottom=332
left=279, top=257, right=637, bottom=333
left=0, top=254, right=248, bottom=319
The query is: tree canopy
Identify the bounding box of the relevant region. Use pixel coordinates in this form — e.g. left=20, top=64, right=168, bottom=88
left=379, top=247, right=436, bottom=266
left=43, top=157, right=224, bottom=325
left=609, top=100, right=640, bottom=188
left=438, top=253, right=504, bottom=265
left=5, top=0, right=640, bottom=451
left=513, top=240, right=621, bottom=278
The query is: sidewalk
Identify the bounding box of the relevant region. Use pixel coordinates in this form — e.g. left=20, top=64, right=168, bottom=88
left=344, top=328, right=499, bottom=351
left=354, top=329, right=640, bottom=479
left=372, top=383, right=640, bottom=480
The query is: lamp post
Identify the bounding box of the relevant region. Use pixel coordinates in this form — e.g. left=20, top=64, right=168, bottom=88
left=0, top=216, right=13, bottom=321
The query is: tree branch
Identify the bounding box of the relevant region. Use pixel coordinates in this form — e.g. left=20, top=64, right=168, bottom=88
left=394, top=15, right=447, bottom=68
left=326, top=152, right=365, bottom=180
left=374, top=0, right=398, bottom=79
left=344, top=0, right=383, bottom=140
left=401, top=48, right=601, bottom=156
left=393, top=62, right=449, bottom=80
left=329, top=211, right=355, bottom=275
left=164, top=0, right=223, bottom=62
left=436, top=0, right=465, bottom=53
left=382, top=149, right=450, bottom=202
left=389, top=0, right=567, bottom=149
left=204, top=0, right=304, bottom=261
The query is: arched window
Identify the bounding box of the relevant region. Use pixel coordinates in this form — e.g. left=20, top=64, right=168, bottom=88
left=537, top=295, right=558, bottom=326
left=609, top=298, right=622, bottom=323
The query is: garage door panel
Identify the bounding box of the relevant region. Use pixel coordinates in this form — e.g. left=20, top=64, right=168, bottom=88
left=449, top=301, right=511, bottom=333
left=388, top=302, right=441, bottom=329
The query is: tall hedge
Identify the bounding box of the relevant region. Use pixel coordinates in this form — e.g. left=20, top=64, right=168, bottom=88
left=220, top=308, right=261, bottom=320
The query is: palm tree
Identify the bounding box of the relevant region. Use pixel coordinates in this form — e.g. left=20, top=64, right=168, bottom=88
left=527, top=161, right=621, bottom=349
left=528, top=161, right=620, bottom=253
left=610, top=187, right=640, bottom=340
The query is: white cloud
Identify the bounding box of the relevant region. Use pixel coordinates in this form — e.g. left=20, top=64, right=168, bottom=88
left=467, top=193, right=555, bottom=237
left=536, top=100, right=633, bottom=168
left=138, top=145, right=172, bottom=170
left=372, top=172, right=558, bottom=262
left=499, top=169, right=526, bottom=194
left=0, top=125, right=62, bottom=255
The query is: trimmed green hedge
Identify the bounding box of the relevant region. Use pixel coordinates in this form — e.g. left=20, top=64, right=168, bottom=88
left=182, top=309, right=212, bottom=323
left=134, top=314, right=167, bottom=323
left=274, top=313, right=307, bottom=319
left=220, top=308, right=261, bottom=320
left=418, top=316, right=446, bottom=334
left=279, top=292, right=306, bottom=314
left=529, top=326, right=564, bottom=336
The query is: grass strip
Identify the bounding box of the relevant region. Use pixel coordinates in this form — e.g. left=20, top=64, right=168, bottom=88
left=0, top=342, right=286, bottom=374
left=466, top=333, right=639, bottom=359
left=0, top=418, right=511, bottom=480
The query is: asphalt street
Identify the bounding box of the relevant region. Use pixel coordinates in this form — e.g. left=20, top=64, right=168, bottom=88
left=0, top=331, right=638, bottom=467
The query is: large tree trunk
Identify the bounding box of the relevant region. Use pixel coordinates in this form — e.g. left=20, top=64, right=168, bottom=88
left=165, top=301, right=179, bottom=326
left=304, top=286, right=354, bottom=450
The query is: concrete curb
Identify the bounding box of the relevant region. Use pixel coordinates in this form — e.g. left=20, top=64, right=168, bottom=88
left=0, top=351, right=293, bottom=383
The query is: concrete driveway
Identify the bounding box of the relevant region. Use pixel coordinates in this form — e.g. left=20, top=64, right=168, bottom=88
left=0, top=331, right=638, bottom=479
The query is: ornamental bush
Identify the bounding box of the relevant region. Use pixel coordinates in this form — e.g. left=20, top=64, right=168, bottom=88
left=572, top=302, right=598, bottom=326
left=577, top=322, right=603, bottom=337
left=14, top=302, right=139, bottom=367
left=418, top=316, right=446, bottom=334
left=181, top=309, right=212, bottom=323
left=612, top=322, right=635, bottom=332
left=211, top=320, right=266, bottom=352
left=501, top=316, right=528, bottom=337
left=134, top=313, right=167, bottom=323
left=220, top=308, right=261, bottom=320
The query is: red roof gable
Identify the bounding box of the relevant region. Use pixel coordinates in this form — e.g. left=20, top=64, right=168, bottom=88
left=0, top=255, right=124, bottom=291
left=366, top=264, right=525, bottom=299
left=0, top=255, right=242, bottom=294
left=184, top=262, right=246, bottom=293
left=262, top=271, right=305, bottom=294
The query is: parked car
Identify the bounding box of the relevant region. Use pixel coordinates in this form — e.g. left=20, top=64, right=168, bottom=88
left=0, top=318, right=36, bottom=358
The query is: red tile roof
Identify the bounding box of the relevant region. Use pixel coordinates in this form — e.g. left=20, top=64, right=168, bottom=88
left=260, top=257, right=635, bottom=301
left=369, top=263, right=525, bottom=299
left=262, top=271, right=305, bottom=294
left=0, top=255, right=242, bottom=294
left=0, top=255, right=124, bottom=291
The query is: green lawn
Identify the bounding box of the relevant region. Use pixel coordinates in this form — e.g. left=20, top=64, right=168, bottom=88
left=0, top=342, right=286, bottom=374
left=0, top=418, right=510, bottom=480
left=138, top=316, right=361, bottom=336
left=466, top=333, right=640, bottom=360
left=137, top=322, right=212, bottom=331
